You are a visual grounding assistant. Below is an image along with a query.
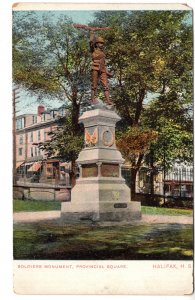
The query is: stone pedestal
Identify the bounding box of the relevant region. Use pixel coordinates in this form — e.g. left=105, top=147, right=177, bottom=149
left=61, top=107, right=141, bottom=222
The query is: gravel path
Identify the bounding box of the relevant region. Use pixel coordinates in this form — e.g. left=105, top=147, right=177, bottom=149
left=13, top=211, right=193, bottom=225
left=139, top=214, right=193, bottom=225
left=13, top=211, right=61, bottom=223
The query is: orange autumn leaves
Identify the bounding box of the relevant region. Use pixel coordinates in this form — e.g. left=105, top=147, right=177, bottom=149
left=116, top=127, right=158, bottom=161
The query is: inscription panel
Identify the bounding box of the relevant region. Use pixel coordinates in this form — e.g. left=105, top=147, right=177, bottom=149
left=101, top=163, right=119, bottom=177
left=82, top=164, right=98, bottom=177
left=114, top=203, right=127, bottom=208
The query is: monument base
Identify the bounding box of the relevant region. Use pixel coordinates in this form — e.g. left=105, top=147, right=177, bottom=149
left=61, top=107, right=142, bottom=224
left=61, top=177, right=141, bottom=223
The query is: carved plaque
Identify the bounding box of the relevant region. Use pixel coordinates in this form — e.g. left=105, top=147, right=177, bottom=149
left=102, top=128, right=114, bottom=147
left=114, top=203, right=127, bottom=208
left=82, top=164, right=98, bottom=177
left=101, top=163, right=119, bottom=177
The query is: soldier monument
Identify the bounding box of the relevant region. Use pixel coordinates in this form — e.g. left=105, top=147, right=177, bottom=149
left=61, top=25, right=141, bottom=222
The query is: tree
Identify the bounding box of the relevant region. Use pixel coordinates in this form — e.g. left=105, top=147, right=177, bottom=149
left=13, top=11, right=91, bottom=183
left=39, top=113, right=84, bottom=186
left=91, top=10, right=192, bottom=198
left=13, top=10, right=193, bottom=195
left=116, top=127, right=158, bottom=198
left=144, top=106, right=193, bottom=168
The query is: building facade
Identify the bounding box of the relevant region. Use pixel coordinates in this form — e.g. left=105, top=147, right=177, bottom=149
left=15, top=105, right=71, bottom=186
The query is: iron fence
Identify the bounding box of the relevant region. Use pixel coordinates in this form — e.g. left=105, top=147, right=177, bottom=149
left=122, top=167, right=193, bottom=200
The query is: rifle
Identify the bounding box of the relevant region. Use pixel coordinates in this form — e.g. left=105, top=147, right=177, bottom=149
left=73, top=24, right=111, bottom=31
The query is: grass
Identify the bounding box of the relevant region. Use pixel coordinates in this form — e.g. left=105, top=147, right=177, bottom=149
left=13, top=200, right=193, bottom=260
left=13, top=222, right=193, bottom=260
left=141, top=206, right=193, bottom=217
left=13, top=199, right=193, bottom=217
left=13, top=199, right=61, bottom=212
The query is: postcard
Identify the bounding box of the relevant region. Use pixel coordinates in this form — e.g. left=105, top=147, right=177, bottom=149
left=12, top=2, right=193, bottom=295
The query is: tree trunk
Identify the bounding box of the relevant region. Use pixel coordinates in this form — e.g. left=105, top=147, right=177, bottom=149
left=134, top=88, right=145, bottom=125
left=149, top=170, right=155, bottom=204
left=130, top=153, right=144, bottom=200
left=149, top=150, right=155, bottom=203
left=70, top=89, right=80, bottom=187
left=71, top=89, right=80, bottom=133
left=69, top=159, right=77, bottom=187
left=130, top=167, right=138, bottom=201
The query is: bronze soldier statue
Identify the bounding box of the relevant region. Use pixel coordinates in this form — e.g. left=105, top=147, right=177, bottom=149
left=73, top=24, right=113, bottom=106
left=89, top=31, right=113, bottom=105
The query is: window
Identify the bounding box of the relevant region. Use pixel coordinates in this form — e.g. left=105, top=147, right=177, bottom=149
left=19, top=135, right=23, bottom=145
left=173, top=168, right=179, bottom=180
left=182, top=168, right=187, bottom=181
left=44, top=132, right=47, bottom=141
left=38, top=130, right=41, bottom=141
left=31, top=147, right=33, bottom=157
left=50, top=110, right=57, bottom=119
left=60, top=108, right=65, bottom=116
left=190, top=169, right=193, bottom=181
left=47, top=167, right=52, bottom=174
left=16, top=117, right=25, bottom=130
left=59, top=107, right=67, bottom=117
left=32, top=115, right=37, bottom=124
left=38, top=148, right=41, bottom=156
left=35, top=147, right=38, bottom=157
left=18, top=148, right=23, bottom=156
left=30, top=132, right=33, bottom=142
left=41, top=113, right=46, bottom=122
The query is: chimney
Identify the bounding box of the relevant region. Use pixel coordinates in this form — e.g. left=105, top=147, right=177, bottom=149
left=38, top=105, right=45, bottom=116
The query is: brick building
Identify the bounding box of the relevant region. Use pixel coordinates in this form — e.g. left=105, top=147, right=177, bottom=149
left=15, top=104, right=71, bottom=186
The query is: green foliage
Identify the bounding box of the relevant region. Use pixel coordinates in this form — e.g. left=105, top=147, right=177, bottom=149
left=39, top=114, right=84, bottom=162
left=92, top=10, right=192, bottom=124
left=13, top=11, right=91, bottom=101
left=143, top=97, right=193, bottom=167
left=93, top=10, right=193, bottom=170
left=152, top=118, right=192, bottom=167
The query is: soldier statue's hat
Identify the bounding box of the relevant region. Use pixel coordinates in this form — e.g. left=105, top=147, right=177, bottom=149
left=95, top=36, right=104, bottom=44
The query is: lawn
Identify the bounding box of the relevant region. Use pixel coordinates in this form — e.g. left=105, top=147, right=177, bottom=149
left=141, top=206, right=193, bottom=217
left=13, top=199, right=193, bottom=217
left=13, top=199, right=61, bottom=212
left=13, top=199, right=193, bottom=260
left=13, top=222, right=193, bottom=260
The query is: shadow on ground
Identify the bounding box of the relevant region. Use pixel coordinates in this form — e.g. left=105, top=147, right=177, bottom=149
left=13, top=221, right=193, bottom=260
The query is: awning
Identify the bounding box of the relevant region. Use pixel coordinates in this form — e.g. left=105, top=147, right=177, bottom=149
left=27, top=162, right=42, bottom=172
left=16, top=161, right=24, bottom=168
left=25, top=162, right=34, bottom=166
